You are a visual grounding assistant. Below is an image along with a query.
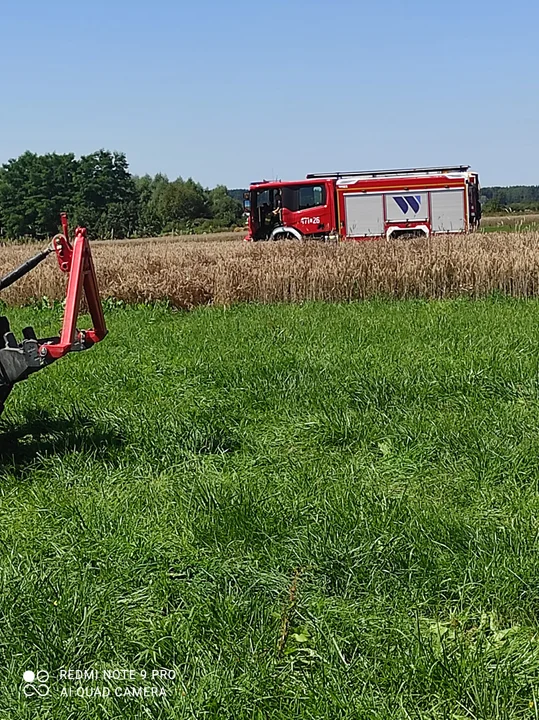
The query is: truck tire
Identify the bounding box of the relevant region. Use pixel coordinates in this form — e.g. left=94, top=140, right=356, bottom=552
left=269, top=227, right=303, bottom=242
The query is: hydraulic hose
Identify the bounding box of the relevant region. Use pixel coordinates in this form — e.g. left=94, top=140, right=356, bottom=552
left=0, top=246, right=54, bottom=291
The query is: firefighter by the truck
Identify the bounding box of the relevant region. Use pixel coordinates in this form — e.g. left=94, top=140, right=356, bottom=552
left=272, top=190, right=282, bottom=219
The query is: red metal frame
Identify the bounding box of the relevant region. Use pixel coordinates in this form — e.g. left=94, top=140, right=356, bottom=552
left=41, top=215, right=107, bottom=361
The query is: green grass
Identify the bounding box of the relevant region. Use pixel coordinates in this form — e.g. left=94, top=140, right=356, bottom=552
left=2, top=299, right=539, bottom=719
left=481, top=222, right=539, bottom=233
left=480, top=214, right=539, bottom=233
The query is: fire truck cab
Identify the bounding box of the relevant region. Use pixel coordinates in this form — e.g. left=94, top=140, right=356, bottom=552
left=247, top=179, right=337, bottom=242
left=246, top=166, right=481, bottom=242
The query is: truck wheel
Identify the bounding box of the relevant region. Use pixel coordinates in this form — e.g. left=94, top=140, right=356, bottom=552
left=271, top=230, right=303, bottom=242
left=388, top=229, right=428, bottom=241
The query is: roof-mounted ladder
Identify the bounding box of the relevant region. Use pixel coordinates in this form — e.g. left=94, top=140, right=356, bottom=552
left=306, top=166, right=471, bottom=180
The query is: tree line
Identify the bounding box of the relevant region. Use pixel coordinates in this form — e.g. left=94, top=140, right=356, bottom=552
left=480, top=186, right=539, bottom=214
left=0, top=150, right=244, bottom=240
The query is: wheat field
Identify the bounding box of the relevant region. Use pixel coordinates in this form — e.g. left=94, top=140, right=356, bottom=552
left=2, top=231, right=539, bottom=308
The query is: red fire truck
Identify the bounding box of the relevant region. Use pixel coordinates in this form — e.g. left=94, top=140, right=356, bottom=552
left=245, top=166, right=481, bottom=242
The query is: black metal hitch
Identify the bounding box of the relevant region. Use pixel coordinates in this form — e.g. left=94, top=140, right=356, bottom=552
left=0, top=317, right=58, bottom=416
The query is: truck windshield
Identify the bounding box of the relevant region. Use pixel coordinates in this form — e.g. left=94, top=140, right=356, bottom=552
left=253, top=185, right=326, bottom=213
left=255, top=190, right=270, bottom=207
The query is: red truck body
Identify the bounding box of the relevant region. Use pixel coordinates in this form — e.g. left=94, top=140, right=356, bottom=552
left=245, top=166, right=481, bottom=242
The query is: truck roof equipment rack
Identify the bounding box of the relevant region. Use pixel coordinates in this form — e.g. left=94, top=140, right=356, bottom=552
left=306, top=166, right=471, bottom=180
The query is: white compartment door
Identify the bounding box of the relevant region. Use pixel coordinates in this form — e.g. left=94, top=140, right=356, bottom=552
left=431, top=189, right=466, bottom=232
left=386, top=193, right=429, bottom=222
left=344, top=194, right=384, bottom=237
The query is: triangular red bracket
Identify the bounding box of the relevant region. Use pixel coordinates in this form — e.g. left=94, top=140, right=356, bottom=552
left=42, top=214, right=107, bottom=361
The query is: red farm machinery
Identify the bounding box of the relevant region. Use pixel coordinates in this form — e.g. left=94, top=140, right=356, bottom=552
left=245, top=165, right=481, bottom=242
left=0, top=214, right=107, bottom=416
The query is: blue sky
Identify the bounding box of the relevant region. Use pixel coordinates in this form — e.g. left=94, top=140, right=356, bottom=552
left=0, top=0, right=537, bottom=188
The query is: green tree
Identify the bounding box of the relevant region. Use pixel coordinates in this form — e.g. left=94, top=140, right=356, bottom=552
left=0, top=152, right=76, bottom=238
left=72, top=150, right=138, bottom=238
left=134, top=173, right=170, bottom=236
left=209, top=185, right=243, bottom=226
left=155, top=178, right=210, bottom=230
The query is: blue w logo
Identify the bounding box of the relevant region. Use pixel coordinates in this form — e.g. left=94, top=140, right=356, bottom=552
left=394, top=196, right=422, bottom=215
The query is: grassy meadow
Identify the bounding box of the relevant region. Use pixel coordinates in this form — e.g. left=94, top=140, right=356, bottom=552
left=2, top=299, right=539, bottom=718
left=481, top=214, right=539, bottom=234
